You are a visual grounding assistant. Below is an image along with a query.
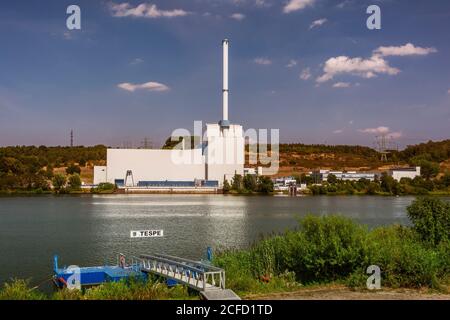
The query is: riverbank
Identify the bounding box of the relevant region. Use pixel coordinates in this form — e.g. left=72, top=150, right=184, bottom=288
left=2, top=280, right=449, bottom=300
left=245, top=284, right=450, bottom=300
left=213, top=198, right=450, bottom=297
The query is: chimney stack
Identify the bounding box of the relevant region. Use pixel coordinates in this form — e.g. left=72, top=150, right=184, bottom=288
left=220, top=39, right=230, bottom=128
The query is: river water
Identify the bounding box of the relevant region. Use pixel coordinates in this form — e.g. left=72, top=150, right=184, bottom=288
left=0, top=194, right=444, bottom=289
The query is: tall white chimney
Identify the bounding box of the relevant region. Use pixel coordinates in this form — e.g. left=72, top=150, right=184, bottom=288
left=220, top=39, right=230, bottom=128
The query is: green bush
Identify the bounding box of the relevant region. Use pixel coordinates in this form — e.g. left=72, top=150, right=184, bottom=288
left=407, top=197, right=450, bottom=246
left=66, top=164, right=81, bottom=175
left=223, top=179, right=231, bottom=193
left=52, top=173, right=66, bottom=191
left=361, top=225, right=448, bottom=288
left=291, top=216, right=369, bottom=282
left=82, top=279, right=190, bottom=300
left=91, top=182, right=116, bottom=193
left=257, top=176, right=274, bottom=194
left=215, top=214, right=450, bottom=294
left=68, top=173, right=82, bottom=190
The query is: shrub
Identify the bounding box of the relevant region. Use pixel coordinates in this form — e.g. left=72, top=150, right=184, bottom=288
left=407, top=197, right=450, bottom=246
left=68, top=174, right=82, bottom=190
left=0, top=279, right=46, bottom=300
left=52, top=173, right=66, bottom=191
left=91, top=182, right=116, bottom=193
left=223, top=179, right=231, bottom=193
left=215, top=214, right=450, bottom=294
left=82, top=279, right=190, bottom=300
left=292, top=216, right=369, bottom=282
left=243, top=175, right=258, bottom=192
left=257, top=176, right=274, bottom=194
left=231, top=174, right=243, bottom=192
left=362, top=225, right=449, bottom=288
left=66, top=164, right=81, bottom=175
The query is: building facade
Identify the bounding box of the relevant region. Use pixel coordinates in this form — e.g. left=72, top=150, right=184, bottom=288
left=312, top=170, right=376, bottom=182
left=388, top=167, right=421, bottom=181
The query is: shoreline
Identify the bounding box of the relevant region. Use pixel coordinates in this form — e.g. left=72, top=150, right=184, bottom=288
left=1, top=190, right=449, bottom=197
left=244, top=284, right=450, bottom=300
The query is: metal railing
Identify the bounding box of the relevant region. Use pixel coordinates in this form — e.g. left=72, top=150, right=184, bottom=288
left=137, top=253, right=226, bottom=291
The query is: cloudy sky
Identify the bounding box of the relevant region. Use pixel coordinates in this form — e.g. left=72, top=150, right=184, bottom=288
left=0, top=0, right=449, bottom=148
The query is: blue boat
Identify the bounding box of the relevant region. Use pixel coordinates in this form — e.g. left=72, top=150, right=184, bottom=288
left=52, top=254, right=146, bottom=289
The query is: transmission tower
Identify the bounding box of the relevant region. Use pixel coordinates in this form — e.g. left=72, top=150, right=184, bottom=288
left=70, top=129, right=74, bottom=147
left=141, top=137, right=153, bottom=149
left=375, top=134, right=396, bottom=162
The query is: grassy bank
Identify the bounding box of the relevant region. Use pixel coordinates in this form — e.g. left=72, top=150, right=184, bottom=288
left=213, top=198, right=450, bottom=296
left=0, top=278, right=194, bottom=300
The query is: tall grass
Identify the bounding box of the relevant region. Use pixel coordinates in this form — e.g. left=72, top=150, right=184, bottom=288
left=0, top=278, right=193, bottom=301
left=214, top=215, right=450, bottom=294
left=0, top=279, right=46, bottom=300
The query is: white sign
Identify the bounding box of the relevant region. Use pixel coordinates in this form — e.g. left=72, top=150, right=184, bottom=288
left=130, top=230, right=164, bottom=238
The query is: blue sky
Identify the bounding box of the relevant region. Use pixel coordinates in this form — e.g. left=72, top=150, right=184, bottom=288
left=0, top=0, right=449, bottom=148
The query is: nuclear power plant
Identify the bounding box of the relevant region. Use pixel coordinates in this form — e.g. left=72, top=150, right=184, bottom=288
left=94, top=39, right=245, bottom=191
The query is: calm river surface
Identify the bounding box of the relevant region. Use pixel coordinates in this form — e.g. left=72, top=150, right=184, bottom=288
left=0, top=194, right=447, bottom=289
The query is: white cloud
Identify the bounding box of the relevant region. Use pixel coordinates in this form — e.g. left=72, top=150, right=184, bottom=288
left=316, top=55, right=400, bottom=83
left=336, top=0, right=351, bottom=9
left=253, top=57, right=272, bottom=65
left=359, top=127, right=403, bottom=139
left=110, top=3, right=189, bottom=18
left=230, top=13, right=246, bottom=20
left=117, top=81, right=170, bottom=92
left=448, top=88, right=450, bottom=94
left=316, top=43, right=436, bottom=83
left=130, top=58, right=144, bottom=65
left=333, top=129, right=343, bottom=134
left=286, top=59, right=298, bottom=68
left=309, top=18, right=327, bottom=29
left=332, top=82, right=351, bottom=88
left=283, top=0, right=315, bottom=14
left=300, top=68, right=311, bottom=80
left=373, top=43, right=437, bottom=57
left=359, top=126, right=390, bottom=134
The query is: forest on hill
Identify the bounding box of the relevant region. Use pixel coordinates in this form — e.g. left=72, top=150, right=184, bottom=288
left=0, top=140, right=449, bottom=192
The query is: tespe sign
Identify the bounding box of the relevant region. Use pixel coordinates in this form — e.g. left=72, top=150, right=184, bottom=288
left=130, top=230, right=164, bottom=238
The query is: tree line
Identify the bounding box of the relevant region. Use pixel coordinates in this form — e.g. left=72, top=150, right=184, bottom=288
left=1, top=139, right=449, bottom=193
left=0, top=145, right=106, bottom=192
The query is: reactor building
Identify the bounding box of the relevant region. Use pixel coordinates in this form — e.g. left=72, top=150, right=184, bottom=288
left=94, top=39, right=245, bottom=190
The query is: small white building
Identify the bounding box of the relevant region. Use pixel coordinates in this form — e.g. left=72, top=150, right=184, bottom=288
left=388, top=167, right=421, bottom=181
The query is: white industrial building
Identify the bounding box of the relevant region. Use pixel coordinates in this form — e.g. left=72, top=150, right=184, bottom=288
left=312, top=170, right=376, bottom=182
left=94, top=39, right=244, bottom=189
left=388, top=167, right=421, bottom=182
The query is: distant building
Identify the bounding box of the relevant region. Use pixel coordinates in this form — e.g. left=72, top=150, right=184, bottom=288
left=273, top=177, right=307, bottom=191
left=244, top=167, right=263, bottom=176
left=312, top=170, right=375, bottom=182
left=388, top=167, right=421, bottom=181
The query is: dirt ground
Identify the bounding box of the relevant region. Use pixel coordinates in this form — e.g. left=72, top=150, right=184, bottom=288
left=245, top=284, right=450, bottom=300
left=54, top=166, right=93, bottom=184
